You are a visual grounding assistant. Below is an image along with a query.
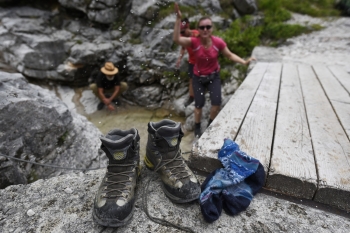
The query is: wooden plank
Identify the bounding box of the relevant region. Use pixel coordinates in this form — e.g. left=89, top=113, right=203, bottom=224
left=298, top=64, right=350, bottom=211
left=235, top=62, right=282, bottom=175
left=313, top=64, right=350, bottom=140
left=189, top=62, right=269, bottom=173
left=266, top=63, right=317, bottom=199
left=328, top=65, right=350, bottom=93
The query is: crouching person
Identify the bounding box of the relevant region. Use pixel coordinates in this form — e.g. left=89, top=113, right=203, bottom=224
left=90, top=62, right=128, bottom=111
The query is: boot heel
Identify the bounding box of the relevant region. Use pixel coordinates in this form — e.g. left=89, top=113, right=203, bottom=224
left=144, top=155, right=155, bottom=170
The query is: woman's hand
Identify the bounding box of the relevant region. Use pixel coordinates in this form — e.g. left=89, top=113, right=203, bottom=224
left=245, top=57, right=256, bottom=65
left=174, top=3, right=182, bottom=19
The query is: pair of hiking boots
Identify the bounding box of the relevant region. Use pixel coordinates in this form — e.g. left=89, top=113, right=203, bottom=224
left=92, top=119, right=201, bottom=227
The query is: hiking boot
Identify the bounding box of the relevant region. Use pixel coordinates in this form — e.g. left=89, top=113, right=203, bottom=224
left=92, top=128, right=140, bottom=227
left=97, top=102, right=105, bottom=110
left=145, top=119, right=201, bottom=203
left=194, top=124, right=202, bottom=138
left=184, top=96, right=194, bottom=107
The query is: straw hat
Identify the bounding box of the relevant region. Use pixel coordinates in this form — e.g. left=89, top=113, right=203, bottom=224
left=101, top=62, right=119, bottom=75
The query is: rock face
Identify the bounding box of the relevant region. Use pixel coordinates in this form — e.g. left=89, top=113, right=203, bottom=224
left=0, top=71, right=106, bottom=188
left=0, top=1, right=241, bottom=108
left=0, top=167, right=349, bottom=232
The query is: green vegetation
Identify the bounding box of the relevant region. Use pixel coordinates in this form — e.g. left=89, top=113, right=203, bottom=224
left=133, top=0, right=339, bottom=84
left=57, top=131, right=69, bottom=146
left=216, top=16, right=262, bottom=61
left=211, top=0, right=336, bottom=81
left=161, top=70, right=188, bottom=84
left=129, top=37, right=142, bottom=45
left=279, top=0, right=340, bottom=17
left=218, top=0, right=236, bottom=18
left=216, top=0, right=334, bottom=60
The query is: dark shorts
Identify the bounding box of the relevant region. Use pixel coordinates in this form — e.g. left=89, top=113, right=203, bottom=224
left=188, top=63, right=194, bottom=79
left=192, top=72, right=222, bottom=108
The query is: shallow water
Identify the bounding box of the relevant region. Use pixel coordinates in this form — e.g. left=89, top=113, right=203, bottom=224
left=72, top=87, right=196, bottom=161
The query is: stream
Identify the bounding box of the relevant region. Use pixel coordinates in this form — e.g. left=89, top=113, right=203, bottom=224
left=58, top=86, right=196, bottom=161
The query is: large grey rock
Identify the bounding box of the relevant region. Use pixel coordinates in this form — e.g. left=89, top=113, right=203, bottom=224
left=0, top=72, right=106, bottom=188
left=126, top=85, right=163, bottom=107
left=0, top=167, right=349, bottom=232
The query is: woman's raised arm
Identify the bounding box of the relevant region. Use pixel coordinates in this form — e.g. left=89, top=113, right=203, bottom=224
left=173, top=3, right=192, bottom=47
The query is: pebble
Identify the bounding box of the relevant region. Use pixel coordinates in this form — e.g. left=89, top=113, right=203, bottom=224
left=64, top=187, right=73, bottom=194
left=27, top=209, right=35, bottom=216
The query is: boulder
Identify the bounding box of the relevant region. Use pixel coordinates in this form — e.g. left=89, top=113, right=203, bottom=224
left=0, top=71, right=106, bottom=188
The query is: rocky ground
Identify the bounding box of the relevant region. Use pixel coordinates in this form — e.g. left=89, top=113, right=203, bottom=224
left=253, top=13, right=350, bottom=70
left=0, top=168, right=349, bottom=233
left=1, top=13, right=350, bottom=233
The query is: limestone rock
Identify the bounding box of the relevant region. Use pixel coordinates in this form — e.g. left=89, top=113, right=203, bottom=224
left=0, top=72, right=106, bottom=188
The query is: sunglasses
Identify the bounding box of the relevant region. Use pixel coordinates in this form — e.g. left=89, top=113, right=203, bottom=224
left=199, top=25, right=212, bottom=30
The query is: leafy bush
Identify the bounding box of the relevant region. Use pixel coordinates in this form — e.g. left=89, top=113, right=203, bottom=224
left=262, top=23, right=310, bottom=40
left=216, top=17, right=262, bottom=64
left=258, top=0, right=339, bottom=17
left=279, top=0, right=340, bottom=17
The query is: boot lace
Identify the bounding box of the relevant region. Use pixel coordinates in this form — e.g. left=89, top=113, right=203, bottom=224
left=103, top=163, right=138, bottom=198
left=153, top=146, right=190, bottom=181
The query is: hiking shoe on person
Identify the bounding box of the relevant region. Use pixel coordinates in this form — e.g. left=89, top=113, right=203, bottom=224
left=97, top=102, right=105, bottom=110
left=144, top=119, right=201, bottom=203
left=194, top=125, right=202, bottom=138
left=184, top=96, right=194, bottom=107
left=92, top=128, right=140, bottom=227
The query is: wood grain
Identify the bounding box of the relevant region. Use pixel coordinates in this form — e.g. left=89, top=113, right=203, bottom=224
left=298, top=64, right=350, bottom=210
left=266, top=63, right=317, bottom=199
left=235, top=62, right=282, bottom=175
left=190, top=62, right=269, bottom=173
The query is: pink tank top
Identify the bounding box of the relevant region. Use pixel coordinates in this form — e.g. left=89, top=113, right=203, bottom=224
left=191, top=36, right=227, bottom=76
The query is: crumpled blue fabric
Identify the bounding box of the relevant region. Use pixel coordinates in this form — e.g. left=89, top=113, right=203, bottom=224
left=199, top=138, right=265, bottom=223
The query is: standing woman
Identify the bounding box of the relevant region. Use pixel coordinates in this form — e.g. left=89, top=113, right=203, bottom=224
left=173, top=3, right=255, bottom=138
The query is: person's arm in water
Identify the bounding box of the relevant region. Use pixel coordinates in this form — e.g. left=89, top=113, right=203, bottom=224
left=98, top=88, right=110, bottom=105
left=98, top=87, right=117, bottom=111
left=173, top=3, right=191, bottom=48
left=110, top=85, right=120, bottom=102
left=221, top=46, right=256, bottom=65
left=176, top=47, right=186, bottom=68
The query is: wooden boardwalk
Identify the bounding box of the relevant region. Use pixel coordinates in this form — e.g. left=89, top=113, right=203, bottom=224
left=189, top=62, right=350, bottom=211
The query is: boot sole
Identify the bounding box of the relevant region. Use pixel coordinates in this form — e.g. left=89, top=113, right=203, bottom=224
left=161, top=184, right=199, bottom=203
left=92, top=205, right=134, bottom=227
left=92, top=168, right=140, bottom=227
left=144, top=155, right=199, bottom=203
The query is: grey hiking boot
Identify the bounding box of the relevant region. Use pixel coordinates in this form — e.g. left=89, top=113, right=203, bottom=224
left=144, top=119, right=201, bottom=203
left=92, top=128, right=140, bottom=227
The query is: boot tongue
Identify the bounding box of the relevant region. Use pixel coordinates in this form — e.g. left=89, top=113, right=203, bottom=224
left=100, top=134, right=137, bottom=198
left=156, top=122, right=181, bottom=148
left=100, top=134, right=134, bottom=164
